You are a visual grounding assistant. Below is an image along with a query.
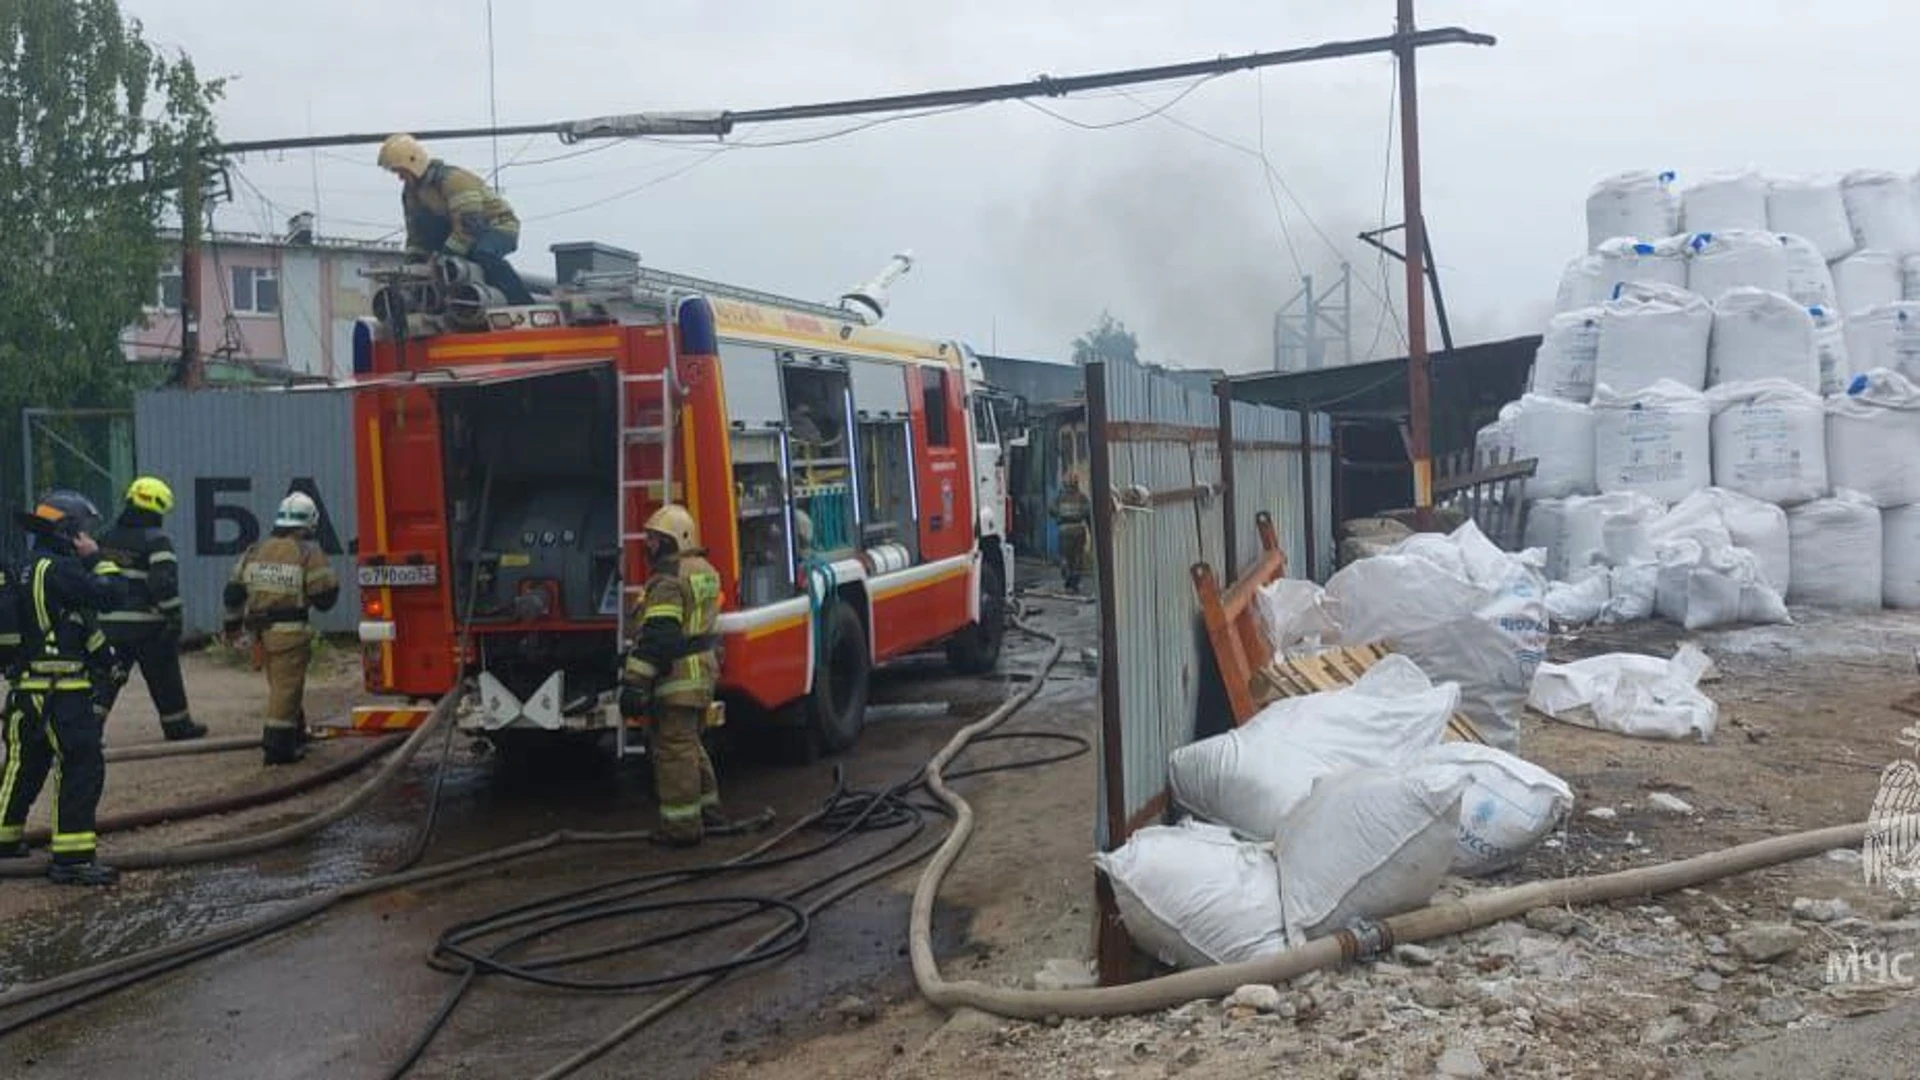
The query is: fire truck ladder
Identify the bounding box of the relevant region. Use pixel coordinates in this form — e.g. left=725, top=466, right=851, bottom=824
left=614, top=366, right=677, bottom=760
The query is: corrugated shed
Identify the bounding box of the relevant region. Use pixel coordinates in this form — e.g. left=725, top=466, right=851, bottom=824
left=134, top=389, right=359, bottom=634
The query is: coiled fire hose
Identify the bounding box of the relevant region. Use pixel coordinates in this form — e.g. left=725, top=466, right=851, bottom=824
left=904, top=613, right=1875, bottom=1020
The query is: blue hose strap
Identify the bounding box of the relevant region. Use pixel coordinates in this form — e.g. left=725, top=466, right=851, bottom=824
left=802, top=556, right=839, bottom=668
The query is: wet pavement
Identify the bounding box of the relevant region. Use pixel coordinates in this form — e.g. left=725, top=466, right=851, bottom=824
left=0, top=610, right=1090, bottom=1080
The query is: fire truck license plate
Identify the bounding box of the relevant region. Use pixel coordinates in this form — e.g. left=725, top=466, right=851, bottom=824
left=359, top=564, right=438, bottom=587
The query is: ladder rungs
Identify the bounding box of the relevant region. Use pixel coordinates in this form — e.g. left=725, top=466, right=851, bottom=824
left=623, top=427, right=666, bottom=439
left=621, top=374, right=666, bottom=384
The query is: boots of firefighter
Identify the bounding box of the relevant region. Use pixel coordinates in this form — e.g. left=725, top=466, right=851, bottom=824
left=262, top=724, right=307, bottom=765
left=161, top=713, right=209, bottom=741
left=652, top=704, right=709, bottom=847
left=48, top=856, right=120, bottom=887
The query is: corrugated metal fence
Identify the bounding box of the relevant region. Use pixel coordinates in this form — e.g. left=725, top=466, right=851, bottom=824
left=134, top=389, right=360, bottom=635
left=1084, top=361, right=1331, bottom=976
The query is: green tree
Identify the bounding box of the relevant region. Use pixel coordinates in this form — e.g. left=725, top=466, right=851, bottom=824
left=0, top=0, right=222, bottom=514
left=1070, top=310, right=1140, bottom=367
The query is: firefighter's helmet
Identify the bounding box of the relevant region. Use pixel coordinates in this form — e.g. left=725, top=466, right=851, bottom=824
left=18, top=489, right=102, bottom=540
left=377, top=133, right=431, bottom=180
left=643, top=504, right=698, bottom=553
left=275, top=491, right=320, bottom=531
left=126, top=475, right=175, bottom=515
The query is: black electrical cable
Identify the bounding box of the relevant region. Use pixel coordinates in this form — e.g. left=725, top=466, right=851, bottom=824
left=382, top=728, right=1089, bottom=1079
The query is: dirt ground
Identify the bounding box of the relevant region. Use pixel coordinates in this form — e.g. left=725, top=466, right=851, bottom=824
left=717, top=607, right=1920, bottom=1080
left=7, top=600, right=1920, bottom=1078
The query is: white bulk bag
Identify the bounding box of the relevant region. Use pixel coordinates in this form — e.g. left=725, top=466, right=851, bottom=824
left=1843, top=303, right=1920, bottom=383
left=1884, top=505, right=1920, bottom=610
left=1787, top=490, right=1884, bottom=610
left=1592, top=379, right=1713, bottom=503
left=1528, top=309, right=1603, bottom=402
left=1707, top=288, right=1818, bottom=391
left=1902, top=255, right=1920, bottom=303
left=1587, top=170, right=1680, bottom=252
left=1685, top=230, right=1791, bottom=302
left=1093, top=820, right=1287, bottom=969
left=1811, top=306, right=1851, bottom=396
left=1597, top=236, right=1689, bottom=294
left=1523, top=498, right=1570, bottom=582
left=1510, top=393, right=1597, bottom=499
left=1274, top=766, right=1469, bottom=946
left=1561, top=491, right=1668, bottom=575
left=1166, top=654, right=1459, bottom=840
left=1529, top=645, right=1719, bottom=742
left=1475, top=401, right=1519, bottom=464
left=1779, top=234, right=1838, bottom=310
left=1766, top=176, right=1857, bottom=260
left=1826, top=368, right=1920, bottom=506
left=1594, top=282, right=1712, bottom=394
left=1706, top=380, right=1828, bottom=505
left=1409, top=742, right=1574, bottom=876
left=1321, top=523, right=1548, bottom=752
left=1832, top=250, right=1905, bottom=315
left=1843, top=171, right=1920, bottom=256
left=1682, top=171, right=1769, bottom=234
left=1653, top=488, right=1793, bottom=596
left=1554, top=254, right=1610, bottom=314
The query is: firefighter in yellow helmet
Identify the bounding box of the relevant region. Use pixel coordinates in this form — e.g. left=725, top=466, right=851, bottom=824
left=97, top=476, right=207, bottom=741
left=222, top=492, right=340, bottom=765
left=619, top=504, right=724, bottom=846
left=376, top=133, right=534, bottom=305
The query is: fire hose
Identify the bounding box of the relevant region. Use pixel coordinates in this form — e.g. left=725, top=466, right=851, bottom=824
left=903, top=614, right=1875, bottom=1020
left=0, top=691, right=458, bottom=878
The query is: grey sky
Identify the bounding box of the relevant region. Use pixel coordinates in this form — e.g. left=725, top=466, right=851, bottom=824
left=126, top=1, right=1920, bottom=372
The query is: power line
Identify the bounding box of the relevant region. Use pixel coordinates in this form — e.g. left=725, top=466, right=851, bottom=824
left=156, top=27, right=1492, bottom=159
left=1366, top=64, right=1407, bottom=361
left=1251, top=69, right=1308, bottom=286
left=521, top=150, right=729, bottom=224
left=1016, top=75, right=1218, bottom=130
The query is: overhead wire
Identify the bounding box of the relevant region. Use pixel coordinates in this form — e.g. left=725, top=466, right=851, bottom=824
left=1016, top=75, right=1218, bottom=130
left=1365, top=63, right=1407, bottom=361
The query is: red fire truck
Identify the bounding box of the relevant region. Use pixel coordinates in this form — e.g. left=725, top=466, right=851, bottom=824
left=341, top=245, right=1011, bottom=758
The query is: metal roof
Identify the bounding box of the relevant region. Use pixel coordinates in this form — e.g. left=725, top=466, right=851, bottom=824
left=1223, top=333, right=1542, bottom=416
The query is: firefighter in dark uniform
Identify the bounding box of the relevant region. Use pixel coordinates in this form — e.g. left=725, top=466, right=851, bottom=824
left=1051, top=474, right=1092, bottom=593
left=0, top=490, right=129, bottom=885
left=222, top=492, right=339, bottom=765
left=97, top=476, right=207, bottom=741
left=376, top=132, right=535, bottom=305
left=619, top=505, right=724, bottom=847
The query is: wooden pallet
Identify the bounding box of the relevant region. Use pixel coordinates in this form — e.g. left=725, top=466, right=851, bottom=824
left=1253, top=642, right=1488, bottom=744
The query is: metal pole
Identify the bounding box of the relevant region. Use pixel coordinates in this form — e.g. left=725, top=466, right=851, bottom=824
left=1085, top=360, right=1132, bottom=986
left=1340, top=262, right=1354, bottom=366
left=1298, top=407, right=1318, bottom=581
left=1423, top=228, right=1455, bottom=354
left=180, top=152, right=203, bottom=390
left=1302, top=273, right=1319, bottom=370
left=1216, top=379, right=1238, bottom=577
left=1397, top=0, right=1434, bottom=530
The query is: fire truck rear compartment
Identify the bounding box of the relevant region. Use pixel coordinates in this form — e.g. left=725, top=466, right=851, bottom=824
left=439, top=366, right=621, bottom=703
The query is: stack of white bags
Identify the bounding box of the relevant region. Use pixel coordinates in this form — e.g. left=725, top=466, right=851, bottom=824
left=1487, top=166, right=1920, bottom=623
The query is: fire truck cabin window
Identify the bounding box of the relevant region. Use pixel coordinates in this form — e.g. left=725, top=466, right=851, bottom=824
left=847, top=359, right=918, bottom=563
left=782, top=360, right=858, bottom=558
left=922, top=368, right=951, bottom=446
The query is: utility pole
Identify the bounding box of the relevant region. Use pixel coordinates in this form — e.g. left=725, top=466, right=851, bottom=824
left=179, top=151, right=203, bottom=390
left=1397, top=0, right=1434, bottom=530
left=1272, top=264, right=1352, bottom=372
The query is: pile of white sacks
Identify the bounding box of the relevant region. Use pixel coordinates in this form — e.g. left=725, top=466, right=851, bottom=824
left=1478, top=168, right=1920, bottom=624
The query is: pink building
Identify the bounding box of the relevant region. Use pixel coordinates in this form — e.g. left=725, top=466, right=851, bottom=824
left=126, top=213, right=405, bottom=379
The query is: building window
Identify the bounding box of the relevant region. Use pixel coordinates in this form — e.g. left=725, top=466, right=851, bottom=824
left=154, top=259, right=182, bottom=311
left=231, top=266, right=279, bottom=315
left=922, top=369, right=950, bottom=447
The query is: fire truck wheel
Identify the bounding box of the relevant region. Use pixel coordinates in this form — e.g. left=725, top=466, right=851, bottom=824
left=808, top=602, right=870, bottom=755
left=944, top=557, right=1006, bottom=675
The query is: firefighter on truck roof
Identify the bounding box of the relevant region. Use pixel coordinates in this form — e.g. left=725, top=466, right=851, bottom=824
left=376, top=132, right=535, bottom=305
left=222, top=492, right=340, bottom=766
left=0, top=490, right=129, bottom=886
left=619, top=504, right=725, bottom=847
left=97, top=476, right=208, bottom=742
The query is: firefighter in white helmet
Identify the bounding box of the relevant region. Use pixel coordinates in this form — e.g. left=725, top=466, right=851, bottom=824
left=376, top=133, right=534, bottom=305
left=619, top=504, right=724, bottom=846
left=222, top=491, right=340, bottom=765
